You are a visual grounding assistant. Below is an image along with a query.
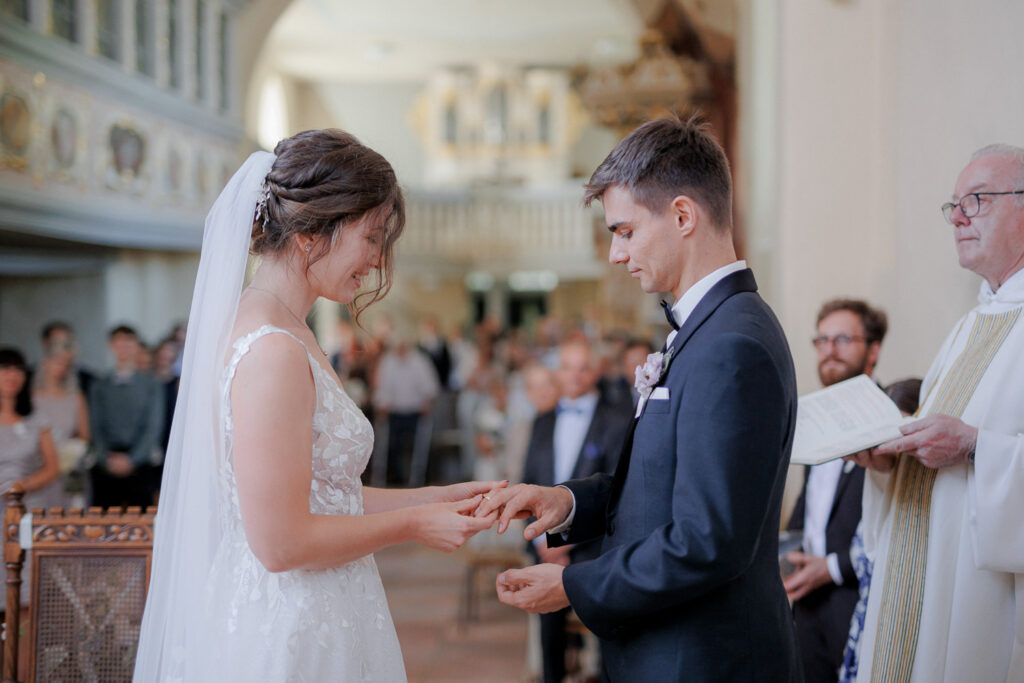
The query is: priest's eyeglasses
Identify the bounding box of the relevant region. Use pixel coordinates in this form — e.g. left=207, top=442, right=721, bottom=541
left=812, top=334, right=865, bottom=351
left=941, top=190, right=1024, bottom=224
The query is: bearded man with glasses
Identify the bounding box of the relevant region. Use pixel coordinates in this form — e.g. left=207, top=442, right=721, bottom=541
left=849, top=144, right=1024, bottom=683
left=785, top=299, right=887, bottom=683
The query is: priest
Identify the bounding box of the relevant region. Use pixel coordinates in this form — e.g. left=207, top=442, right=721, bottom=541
left=849, top=144, right=1024, bottom=682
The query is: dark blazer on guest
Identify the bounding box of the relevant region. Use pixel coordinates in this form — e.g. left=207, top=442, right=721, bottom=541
left=522, top=396, right=631, bottom=563
left=787, top=463, right=865, bottom=683
left=522, top=395, right=631, bottom=683
left=551, top=269, right=802, bottom=682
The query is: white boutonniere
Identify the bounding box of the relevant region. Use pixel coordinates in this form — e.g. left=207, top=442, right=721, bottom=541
left=634, top=348, right=674, bottom=416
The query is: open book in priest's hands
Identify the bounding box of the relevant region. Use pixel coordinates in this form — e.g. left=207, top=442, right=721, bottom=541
left=790, top=374, right=915, bottom=466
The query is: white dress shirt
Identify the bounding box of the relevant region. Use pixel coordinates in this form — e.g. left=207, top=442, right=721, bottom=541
left=373, top=348, right=439, bottom=413
left=803, top=459, right=846, bottom=585
left=664, top=260, right=747, bottom=348
left=553, top=392, right=599, bottom=484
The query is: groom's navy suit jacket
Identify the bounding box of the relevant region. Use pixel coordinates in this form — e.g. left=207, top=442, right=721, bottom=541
left=551, top=269, right=802, bottom=682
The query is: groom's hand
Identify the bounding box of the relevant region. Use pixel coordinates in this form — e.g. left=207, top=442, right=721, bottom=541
left=438, top=479, right=509, bottom=505
left=474, top=484, right=573, bottom=539
left=496, top=564, right=569, bottom=614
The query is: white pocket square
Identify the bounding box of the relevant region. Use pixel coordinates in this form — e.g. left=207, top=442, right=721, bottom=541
left=651, top=387, right=670, bottom=400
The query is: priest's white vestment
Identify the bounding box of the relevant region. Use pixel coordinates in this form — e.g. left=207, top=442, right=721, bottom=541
left=857, top=268, right=1024, bottom=682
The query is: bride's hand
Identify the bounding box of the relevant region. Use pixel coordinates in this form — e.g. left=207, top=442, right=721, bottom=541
left=438, top=479, right=509, bottom=504
left=412, top=496, right=497, bottom=552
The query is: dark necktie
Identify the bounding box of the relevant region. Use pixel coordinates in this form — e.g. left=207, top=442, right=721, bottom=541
left=660, top=299, right=679, bottom=330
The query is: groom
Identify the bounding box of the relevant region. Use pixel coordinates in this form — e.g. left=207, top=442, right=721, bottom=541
left=477, top=117, right=801, bottom=681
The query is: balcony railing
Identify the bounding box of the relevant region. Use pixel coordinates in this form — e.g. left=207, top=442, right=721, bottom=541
left=401, top=184, right=599, bottom=272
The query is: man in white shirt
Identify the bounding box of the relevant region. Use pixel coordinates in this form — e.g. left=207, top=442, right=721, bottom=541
left=785, top=299, right=887, bottom=683
left=373, top=336, right=439, bottom=485
left=520, top=340, right=630, bottom=683
left=849, top=144, right=1024, bottom=682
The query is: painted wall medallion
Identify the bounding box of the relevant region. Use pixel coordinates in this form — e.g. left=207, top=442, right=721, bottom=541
left=167, top=147, right=182, bottom=193
left=109, top=123, right=145, bottom=178
left=50, top=106, right=77, bottom=169
left=0, top=91, right=30, bottom=156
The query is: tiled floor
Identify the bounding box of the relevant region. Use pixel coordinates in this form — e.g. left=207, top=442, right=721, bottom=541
left=377, top=542, right=531, bottom=683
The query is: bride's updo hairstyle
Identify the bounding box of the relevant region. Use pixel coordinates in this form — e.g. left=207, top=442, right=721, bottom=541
left=251, top=129, right=405, bottom=320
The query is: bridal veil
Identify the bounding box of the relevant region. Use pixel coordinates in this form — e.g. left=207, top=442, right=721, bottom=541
left=133, top=151, right=275, bottom=681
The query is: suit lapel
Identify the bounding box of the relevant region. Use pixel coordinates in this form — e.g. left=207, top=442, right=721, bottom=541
left=827, top=462, right=856, bottom=523
left=607, top=269, right=759, bottom=512
left=665, top=268, right=758, bottom=360
left=535, top=413, right=557, bottom=487
left=571, top=400, right=607, bottom=479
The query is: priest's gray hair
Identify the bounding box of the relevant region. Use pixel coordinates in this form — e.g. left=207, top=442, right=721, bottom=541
left=971, top=144, right=1024, bottom=207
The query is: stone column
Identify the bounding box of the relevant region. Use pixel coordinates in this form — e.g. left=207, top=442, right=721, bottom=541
left=198, top=0, right=217, bottom=107
left=79, top=0, right=99, bottom=56
left=119, top=0, right=136, bottom=73
left=180, top=0, right=196, bottom=100
left=27, top=0, right=51, bottom=33
left=153, top=0, right=170, bottom=87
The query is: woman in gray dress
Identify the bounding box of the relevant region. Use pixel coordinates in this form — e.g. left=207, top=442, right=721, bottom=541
left=0, top=348, right=60, bottom=507
left=32, top=336, right=90, bottom=506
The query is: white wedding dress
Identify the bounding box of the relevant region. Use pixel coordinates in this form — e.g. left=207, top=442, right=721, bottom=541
left=201, top=325, right=407, bottom=682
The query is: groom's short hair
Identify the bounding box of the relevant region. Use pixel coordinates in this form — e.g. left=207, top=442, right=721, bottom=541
left=583, top=115, right=733, bottom=231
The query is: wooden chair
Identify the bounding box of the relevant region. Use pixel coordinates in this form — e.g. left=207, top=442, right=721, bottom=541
left=2, top=485, right=156, bottom=683
left=456, top=545, right=526, bottom=631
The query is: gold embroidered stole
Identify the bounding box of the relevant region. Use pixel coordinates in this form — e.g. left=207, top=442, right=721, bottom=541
left=870, top=309, right=1021, bottom=683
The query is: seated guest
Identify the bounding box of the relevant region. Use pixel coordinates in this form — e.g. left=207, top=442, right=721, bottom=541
left=88, top=325, right=164, bottom=508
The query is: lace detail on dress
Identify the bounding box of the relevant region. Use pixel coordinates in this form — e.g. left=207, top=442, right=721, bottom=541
left=204, top=324, right=405, bottom=683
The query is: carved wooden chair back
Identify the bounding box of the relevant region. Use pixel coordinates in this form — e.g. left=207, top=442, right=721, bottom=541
left=2, top=486, right=156, bottom=683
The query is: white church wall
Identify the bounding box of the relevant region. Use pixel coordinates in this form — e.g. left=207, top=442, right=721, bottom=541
left=773, top=0, right=895, bottom=393
left=102, top=250, right=200, bottom=350
left=0, top=273, right=106, bottom=369
left=764, top=0, right=1024, bottom=396
left=885, top=0, right=1024, bottom=387
left=309, top=81, right=428, bottom=187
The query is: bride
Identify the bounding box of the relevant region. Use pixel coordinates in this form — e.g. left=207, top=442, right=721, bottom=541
left=134, top=130, right=500, bottom=681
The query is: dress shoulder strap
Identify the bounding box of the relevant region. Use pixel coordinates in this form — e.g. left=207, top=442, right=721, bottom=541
left=223, top=324, right=313, bottom=389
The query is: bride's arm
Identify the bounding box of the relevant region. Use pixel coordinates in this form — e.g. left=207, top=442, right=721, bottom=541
left=363, top=480, right=508, bottom=515
left=231, top=336, right=495, bottom=573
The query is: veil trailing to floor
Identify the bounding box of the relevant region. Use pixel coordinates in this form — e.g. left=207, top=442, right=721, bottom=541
left=133, top=151, right=275, bottom=681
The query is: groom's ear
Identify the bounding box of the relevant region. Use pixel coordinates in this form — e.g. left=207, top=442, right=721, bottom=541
left=670, top=195, right=698, bottom=238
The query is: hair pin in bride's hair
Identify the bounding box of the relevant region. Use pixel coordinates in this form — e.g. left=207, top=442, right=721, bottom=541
left=254, top=179, right=271, bottom=231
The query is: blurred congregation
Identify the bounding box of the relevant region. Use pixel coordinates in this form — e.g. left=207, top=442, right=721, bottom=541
left=0, top=310, right=660, bottom=504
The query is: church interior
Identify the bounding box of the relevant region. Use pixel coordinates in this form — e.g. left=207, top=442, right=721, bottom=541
left=0, top=0, right=1021, bottom=680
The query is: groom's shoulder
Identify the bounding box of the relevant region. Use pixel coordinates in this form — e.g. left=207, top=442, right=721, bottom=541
left=693, top=294, right=792, bottom=367
left=705, top=289, right=780, bottom=335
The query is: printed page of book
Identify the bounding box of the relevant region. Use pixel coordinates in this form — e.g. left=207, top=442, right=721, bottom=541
left=790, top=374, right=914, bottom=466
